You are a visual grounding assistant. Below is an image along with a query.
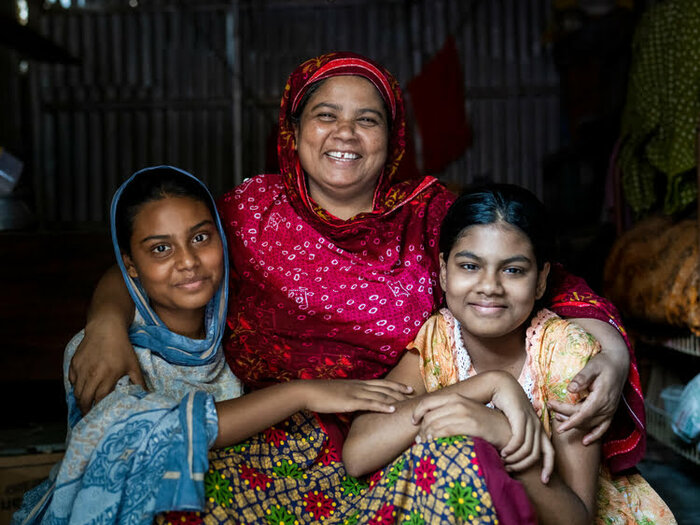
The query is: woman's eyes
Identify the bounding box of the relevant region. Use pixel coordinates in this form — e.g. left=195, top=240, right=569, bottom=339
left=315, top=113, right=380, bottom=126
left=503, top=267, right=525, bottom=275
left=358, top=116, right=379, bottom=125
left=459, top=263, right=479, bottom=271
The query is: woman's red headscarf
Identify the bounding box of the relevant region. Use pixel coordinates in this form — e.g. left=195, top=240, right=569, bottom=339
left=276, top=52, right=438, bottom=242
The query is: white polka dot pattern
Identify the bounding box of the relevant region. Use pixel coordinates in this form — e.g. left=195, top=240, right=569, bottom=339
left=218, top=173, right=455, bottom=386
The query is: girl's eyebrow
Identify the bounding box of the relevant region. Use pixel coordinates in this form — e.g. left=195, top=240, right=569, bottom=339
left=453, top=251, right=532, bottom=265
left=500, top=255, right=532, bottom=264
left=139, top=220, right=214, bottom=244
left=189, top=219, right=214, bottom=233
left=453, top=250, right=481, bottom=261
left=140, top=234, right=170, bottom=244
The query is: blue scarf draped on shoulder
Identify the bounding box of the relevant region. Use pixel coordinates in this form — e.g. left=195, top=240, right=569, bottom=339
left=14, top=166, right=242, bottom=525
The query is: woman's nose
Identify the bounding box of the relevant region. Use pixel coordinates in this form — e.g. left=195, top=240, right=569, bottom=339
left=333, top=118, right=356, bottom=139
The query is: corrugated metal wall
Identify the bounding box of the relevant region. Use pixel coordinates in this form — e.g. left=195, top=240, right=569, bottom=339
left=30, top=1, right=239, bottom=224
left=28, top=0, right=560, bottom=225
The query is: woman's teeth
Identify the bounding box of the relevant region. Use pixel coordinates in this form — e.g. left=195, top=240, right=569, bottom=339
left=327, top=151, right=360, bottom=160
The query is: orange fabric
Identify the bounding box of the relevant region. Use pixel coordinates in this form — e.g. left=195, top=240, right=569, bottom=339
left=604, top=215, right=700, bottom=336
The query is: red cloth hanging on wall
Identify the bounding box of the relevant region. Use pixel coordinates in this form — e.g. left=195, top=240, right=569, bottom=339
left=407, top=36, right=472, bottom=174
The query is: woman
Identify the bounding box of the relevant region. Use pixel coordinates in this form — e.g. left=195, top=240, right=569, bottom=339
left=71, top=53, right=644, bottom=521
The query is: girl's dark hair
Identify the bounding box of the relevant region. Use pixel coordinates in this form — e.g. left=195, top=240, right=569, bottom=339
left=115, top=167, right=214, bottom=256
left=290, top=78, right=392, bottom=132
left=439, top=184, right=554, bottom=269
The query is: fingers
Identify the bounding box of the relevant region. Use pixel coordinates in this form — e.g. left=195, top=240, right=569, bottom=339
left=503, top=418, right=538, bottom=467
left=539, top=434, right=555, bottom=483
left=568, top=359, right=602, bottom=393
left=93, top=378, right=118, bottom=407
left=368, top=388, right=410, bottom=404
left=415, top=407, right=454, bottom=442
left=546, top=399, right=578, bottom=417
left=504, top=450, right=540, bottom=473
left=555, top=393, right=600, bottom=433
left=415, top=400, right=485, bottom=443
left=354, top=400, right=397, bottom=414
left=345, top=381, right=416, bottom=413
left=582, top=419, right=611, bottom=446
left=500, top=411, right=527, bottom=457
left=411, top=395, right=450, bottom=424
left=127, top=365, right=146, bottom=389
left=365, top=379, right=414, bottom=394
left=358, top=381, right=414, bottom=404
left=76, top=376, right=98, bottom=415
left=68, top=361, right=77, bottom=386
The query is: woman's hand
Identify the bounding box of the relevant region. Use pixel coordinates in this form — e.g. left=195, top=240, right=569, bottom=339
left=548, top=318, right=629, bottom=445
left=69, top=320, right=144, bottom=414
left=68, top=265, right=140, bottom=414
left=547, top=350, right=628, bottom=445
left=300, top=379, right=414, bottom=414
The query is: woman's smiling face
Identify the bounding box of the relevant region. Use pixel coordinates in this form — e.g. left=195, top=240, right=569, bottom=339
left=294, top=75, right=389, bottom=214
left=122, top=195, right=223, bottom=336
left=440, top=222, right=550, bottom=341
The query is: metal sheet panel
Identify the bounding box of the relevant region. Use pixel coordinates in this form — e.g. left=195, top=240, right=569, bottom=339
left=29, top=0, right=559, bottom=225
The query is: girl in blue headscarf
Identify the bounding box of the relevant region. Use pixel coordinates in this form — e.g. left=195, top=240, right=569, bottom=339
left=14, top=166, right=243, bottom=524
left=14, top=166, right=411, bottom=525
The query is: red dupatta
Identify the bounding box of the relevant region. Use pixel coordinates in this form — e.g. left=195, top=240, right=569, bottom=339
left=219, top=52, right=454, bottom=388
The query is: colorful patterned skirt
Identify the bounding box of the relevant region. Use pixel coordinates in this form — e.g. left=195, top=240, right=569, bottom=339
left=157, top=411, right=534, bottom=524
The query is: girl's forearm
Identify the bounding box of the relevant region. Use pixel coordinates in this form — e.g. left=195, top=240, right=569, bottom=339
left=451, top=370, right=518, bottom=403
left=512, top=468, right=594, bottom=525
left=514, top=421, right=600, bottom=525
left=343, top=396, right=423, bottom=477
left=213, top=381, right=309, bottom=448
left=344, top=371, right=513, bottom=477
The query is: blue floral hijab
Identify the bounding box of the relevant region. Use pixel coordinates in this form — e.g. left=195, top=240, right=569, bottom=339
left=110, top=165, right=229, bottom=365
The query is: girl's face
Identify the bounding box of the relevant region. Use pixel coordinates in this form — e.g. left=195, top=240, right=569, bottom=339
left=122, top=195, right=223, bottom=334
left=294, top=75, right=389, bottom=207
left=439, top=222, right=549, bottom=341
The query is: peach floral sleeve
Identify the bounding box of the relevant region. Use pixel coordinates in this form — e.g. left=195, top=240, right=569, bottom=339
left=409, top=310, right=459, bottom=393
left=526, top=309, right=601, bottom=436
